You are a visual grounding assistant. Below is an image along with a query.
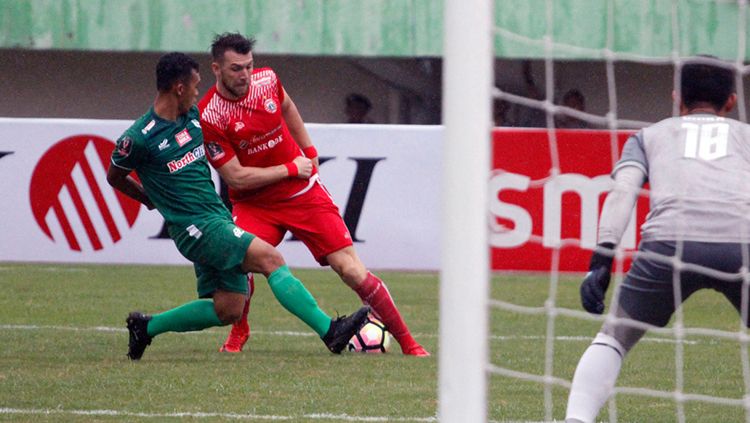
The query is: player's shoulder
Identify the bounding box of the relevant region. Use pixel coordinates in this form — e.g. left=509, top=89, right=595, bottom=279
left=121, top=109, right=156, bottom=144
left=198, top=85, right=220, bottom=112
left=252, top=67, right=278, bottom=85
left=198, top=85, right=226, bottom=127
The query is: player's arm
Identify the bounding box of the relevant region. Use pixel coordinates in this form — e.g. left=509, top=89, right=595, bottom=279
left=280, top=88, right=319, bottom=169
left=106, top=164, right=155, bottom=210
left=580, top=165, right=645, bottom=314
left=598, top=166, right=646, bottom=245
left=214, top=155, right=312, bottom=191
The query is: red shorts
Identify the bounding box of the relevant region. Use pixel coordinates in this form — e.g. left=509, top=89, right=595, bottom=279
left=231, top=182, right=353, bottom=265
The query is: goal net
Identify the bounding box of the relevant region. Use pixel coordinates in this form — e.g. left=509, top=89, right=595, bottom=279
left=440, top=0, right=750, bottom=422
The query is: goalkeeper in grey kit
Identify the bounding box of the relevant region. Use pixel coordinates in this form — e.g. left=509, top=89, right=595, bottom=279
left=565, top=56, right=750, bottom=422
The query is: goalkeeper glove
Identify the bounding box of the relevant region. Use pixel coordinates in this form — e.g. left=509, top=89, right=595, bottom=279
left=580, top=242, right=615, bottom=314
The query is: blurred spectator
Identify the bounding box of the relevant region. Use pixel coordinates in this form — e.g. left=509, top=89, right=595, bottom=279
left=516, top=60, right=546, bottom=128
left=493, top=98, right=511, bottom=127
left=555, top=88, right=589, bottom=128
left=345, top=93, right=374, bottom=123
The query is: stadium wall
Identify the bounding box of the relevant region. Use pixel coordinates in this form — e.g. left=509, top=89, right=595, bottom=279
left=1, top=0, right=745, bottom=60
left=0, top=119, right=644, bottom=271
left=5, top=48, right=749, bottom=126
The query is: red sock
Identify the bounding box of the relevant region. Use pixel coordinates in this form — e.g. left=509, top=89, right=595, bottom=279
left=353, top=272, right=419, bottom=352
left=232, top=274, right=254, bottom=333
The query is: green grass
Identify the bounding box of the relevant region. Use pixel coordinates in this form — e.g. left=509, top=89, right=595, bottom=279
left=0, top=264, right=748, bottom=422
left=490, top=274, right=749, bottom=423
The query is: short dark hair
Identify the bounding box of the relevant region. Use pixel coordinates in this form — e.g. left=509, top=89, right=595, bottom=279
left=562, top=89, right=585, bottom=105
left=681, top=55, right=735, bottom=111
left=345, top=93, right=372, bottom=110
left=156, top=52, right=199, bottom=92
left=211, top=32, right=256, bottom=61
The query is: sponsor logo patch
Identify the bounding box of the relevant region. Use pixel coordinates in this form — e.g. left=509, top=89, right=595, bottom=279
left=255, top=76, right=272, bottom=86
left=167, top=145, right=205, bottom=173
left=158, top=139, right=169, bottom=151
left=205, top=142, right=225, bottom=161
left=141, top=120, right=156, bottom=135
left=175, top=129, right=192, bottom=147
left=116, top=136, right=133, bottom=157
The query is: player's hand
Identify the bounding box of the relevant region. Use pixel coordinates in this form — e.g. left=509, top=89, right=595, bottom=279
left=580, top=243, right=615, bottom=314
left=292, top=156, right=313, bottom=179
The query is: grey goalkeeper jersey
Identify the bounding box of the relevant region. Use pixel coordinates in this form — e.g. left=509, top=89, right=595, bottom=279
left=615, top=114, right=750, bottom=242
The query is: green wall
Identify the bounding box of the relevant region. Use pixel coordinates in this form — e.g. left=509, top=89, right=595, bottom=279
left=1, top=0, right=747, bottom=59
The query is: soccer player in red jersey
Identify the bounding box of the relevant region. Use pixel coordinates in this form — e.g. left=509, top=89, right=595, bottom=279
left=198, top=33, right=428, bottom=356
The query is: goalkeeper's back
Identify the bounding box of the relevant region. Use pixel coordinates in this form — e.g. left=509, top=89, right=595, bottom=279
left=618, top=114, right=750, bottom=243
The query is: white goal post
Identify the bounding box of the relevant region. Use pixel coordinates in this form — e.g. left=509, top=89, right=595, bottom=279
left=438, top=0, right=493, bottom=421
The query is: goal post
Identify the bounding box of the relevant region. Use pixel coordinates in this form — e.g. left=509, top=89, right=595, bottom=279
left=438, top=0, right=493, bottom=421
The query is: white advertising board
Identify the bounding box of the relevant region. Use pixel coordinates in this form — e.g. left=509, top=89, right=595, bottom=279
left=0, top=119, right=443, bottom=270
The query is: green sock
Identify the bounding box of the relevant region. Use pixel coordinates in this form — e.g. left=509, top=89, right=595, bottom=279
left=146, top=299, right=223, bottom=337
left=267, top=265, right=331, bottom=337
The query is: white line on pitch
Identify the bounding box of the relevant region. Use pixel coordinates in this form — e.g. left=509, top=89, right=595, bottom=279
left=0, top=407, right=437, bottom=422
left=0, top=324, right=699, bottom=344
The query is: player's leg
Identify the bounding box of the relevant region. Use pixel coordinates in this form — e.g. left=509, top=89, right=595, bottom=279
left=722, top=282, right=750, bottom=328
left=241, top=236, right=370, bottom=353
left=126, top=265, right=245, bottom=360
left=566, top=241, right=697, bottom=422
left=220, top=274, right=254, bottom=353
left=326, top=246, right=429, bottom=356
left=283, top=183, right=429, bottom=355
left=126, top=220, right=255, bottom=360
left=565, top=308, right=643, bottom=423
left=220, top=202, right=285, bottom=353
left=708, top=242, right=750, bottom=327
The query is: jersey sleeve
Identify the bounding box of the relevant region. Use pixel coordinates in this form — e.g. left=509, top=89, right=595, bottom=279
left=111, top=131, right=144, bottom=171
left=201, top=118, right=236, bottom=169
left=613, top=131, right=648, bottom=178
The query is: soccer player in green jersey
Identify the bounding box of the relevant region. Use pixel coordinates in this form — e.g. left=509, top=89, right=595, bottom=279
left=107, top=52, right=369, bottom=360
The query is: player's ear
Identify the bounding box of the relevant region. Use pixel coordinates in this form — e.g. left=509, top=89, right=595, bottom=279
left=723, top=93, right=737, bottom=114
left=671, top=90, right=678, bottom=104
left=174, top=80, right=185, bottom=97
left=211, top=61, right=221, bottom=77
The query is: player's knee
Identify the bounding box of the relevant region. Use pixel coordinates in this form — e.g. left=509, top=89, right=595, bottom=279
left=328, top=251, right=366, bottom=286
left=214, top=301, right=244, bottom=324
left=257, top=249, right=285, bottom=275
left=243, top=239, right=286, bottom=275
left=213, top=291, right=247, bottom=324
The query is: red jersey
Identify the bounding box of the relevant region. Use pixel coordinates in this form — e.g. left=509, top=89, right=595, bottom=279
left=198, top=67, right=312, bottom=204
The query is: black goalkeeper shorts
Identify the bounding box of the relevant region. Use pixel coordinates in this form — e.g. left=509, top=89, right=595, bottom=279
left=618, top=240, right=750, bottom=328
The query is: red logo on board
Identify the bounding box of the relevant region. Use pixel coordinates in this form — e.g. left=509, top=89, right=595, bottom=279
left=29, top=135, right=141, bottom=251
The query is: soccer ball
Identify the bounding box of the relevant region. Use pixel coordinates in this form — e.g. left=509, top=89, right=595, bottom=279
left=347, top=315, right=392, bottom=353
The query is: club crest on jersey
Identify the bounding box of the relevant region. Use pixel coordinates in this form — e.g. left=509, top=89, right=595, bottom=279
left=264, top=98, right=278, bottom=113
left=116, top=136, right=133, bottom=157
left=234, top=121, right=245, bottom=132
left=175, top=128, right=192, bottom=147
left=205, top=142, right=225, bottom=160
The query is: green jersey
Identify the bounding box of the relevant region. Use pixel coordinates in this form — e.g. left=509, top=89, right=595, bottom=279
left=111, top=105, right=231, bottom=228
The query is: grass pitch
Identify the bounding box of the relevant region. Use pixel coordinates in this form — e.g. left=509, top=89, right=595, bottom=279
left=1, top=263, right=748, bottom=422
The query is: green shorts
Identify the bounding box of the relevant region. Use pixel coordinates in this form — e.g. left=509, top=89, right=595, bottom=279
left=168, top=217, right=256, bottom=298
